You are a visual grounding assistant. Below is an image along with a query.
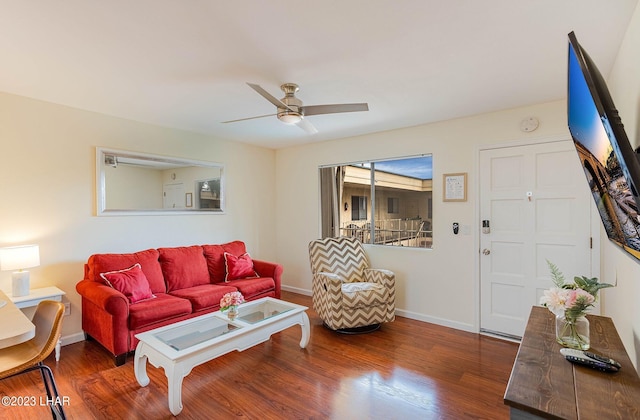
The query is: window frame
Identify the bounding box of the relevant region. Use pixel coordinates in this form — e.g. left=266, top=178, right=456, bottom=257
left=319, top=154, right=433, bottom=248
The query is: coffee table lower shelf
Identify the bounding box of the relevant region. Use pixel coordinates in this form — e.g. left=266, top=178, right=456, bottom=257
left=134, top=298, right=310, bottom=415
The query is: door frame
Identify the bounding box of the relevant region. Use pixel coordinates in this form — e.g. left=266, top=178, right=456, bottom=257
left=473, top=134, right=601, bottom=334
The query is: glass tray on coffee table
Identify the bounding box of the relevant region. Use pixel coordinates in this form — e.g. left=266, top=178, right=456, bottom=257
left=237, top=299, right=295, bottom=324
left=155, top=317, right=240, bottom=351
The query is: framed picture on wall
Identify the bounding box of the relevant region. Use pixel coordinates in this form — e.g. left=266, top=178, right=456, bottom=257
left=443, top=173, right=467, bottom=202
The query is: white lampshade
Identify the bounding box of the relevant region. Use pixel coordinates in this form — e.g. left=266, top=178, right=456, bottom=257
left=0, top=245, right=40, bottom=271
left=0, top=245, right=40, bottom=297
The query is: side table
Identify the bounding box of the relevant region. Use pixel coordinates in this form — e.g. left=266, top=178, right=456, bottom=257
left=9, top=286, right=66, bottom=361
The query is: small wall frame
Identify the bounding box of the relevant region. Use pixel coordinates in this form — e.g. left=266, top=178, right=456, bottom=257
left=443, top=172, right=467, bottom=202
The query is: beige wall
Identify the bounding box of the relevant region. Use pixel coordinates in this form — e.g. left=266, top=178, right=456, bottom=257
left=276, top=100, right=572, bottom=332
left=275, top=3, right=640, bottom=370
left=0, top=92, right=277, bottom=343
left=600, top=2, right=640, bottom=369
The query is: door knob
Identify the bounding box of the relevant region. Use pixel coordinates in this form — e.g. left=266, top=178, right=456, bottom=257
left=482, top=249, right=491, bottom=255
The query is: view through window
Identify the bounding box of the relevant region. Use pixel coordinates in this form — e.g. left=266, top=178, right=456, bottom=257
left=320, top=155, right=433, bottom=248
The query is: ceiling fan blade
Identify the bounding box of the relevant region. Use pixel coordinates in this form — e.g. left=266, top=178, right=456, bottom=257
left=295, top=117, right=318, bottom=134
left=303, top=103, right=369, bottom=116
left=247, top=83, right=294, bottom=111
left=221, top=113, right=276, bottom=124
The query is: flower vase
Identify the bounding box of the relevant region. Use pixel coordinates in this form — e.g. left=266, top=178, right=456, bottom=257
left=227, top=305, right=238, bottom=321
left=555, top=313, right=590, bottom=350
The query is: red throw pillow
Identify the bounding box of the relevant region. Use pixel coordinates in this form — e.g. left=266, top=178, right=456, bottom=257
left=158, top=246, right=210, bottom=292
left=224, top=252, right=258, bottom=281
left=88, top=249, right=165, bottom=293
left=100, top=263, right=155, bottom=304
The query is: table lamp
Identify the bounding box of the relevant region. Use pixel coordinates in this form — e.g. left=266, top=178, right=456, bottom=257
left=0, top=244, right=40, bottom=297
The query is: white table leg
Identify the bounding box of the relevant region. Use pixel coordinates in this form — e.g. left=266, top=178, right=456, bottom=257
left=55, top=339, right=61, bottom=361
left=134, top=344, right=150, bottom=387
left=299, top=312, right=310, bottom=348
left=167, top=364, right=186, bottom=416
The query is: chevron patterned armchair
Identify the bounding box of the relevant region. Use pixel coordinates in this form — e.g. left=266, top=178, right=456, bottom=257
left=308, top=236, right=395, bottom=332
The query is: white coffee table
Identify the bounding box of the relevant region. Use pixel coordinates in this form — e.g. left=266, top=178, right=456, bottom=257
left=134, top=297, right=310, bottom=415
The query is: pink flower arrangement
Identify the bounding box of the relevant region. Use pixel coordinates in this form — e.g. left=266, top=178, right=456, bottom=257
left=540, top=261, right=612, bottom=320
left=220, top=291, right=245, bottom=311
left=540, top=287, right=595, bottom=317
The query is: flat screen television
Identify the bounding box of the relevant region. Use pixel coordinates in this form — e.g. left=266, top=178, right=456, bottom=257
left=568, top=31, right=640, bottom=261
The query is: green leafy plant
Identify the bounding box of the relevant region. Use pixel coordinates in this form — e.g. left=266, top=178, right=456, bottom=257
left=541, top=260, right=614, bottom=318
left=547, top=260, right=566, bottom=288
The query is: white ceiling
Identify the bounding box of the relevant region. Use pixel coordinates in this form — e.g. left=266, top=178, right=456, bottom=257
left=0, top=1, right=637, bottom=149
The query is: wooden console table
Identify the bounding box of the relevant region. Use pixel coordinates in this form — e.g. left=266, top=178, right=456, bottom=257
left=504, top=306, right=640, bottom=419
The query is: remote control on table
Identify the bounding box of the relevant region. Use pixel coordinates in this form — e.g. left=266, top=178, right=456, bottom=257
left=584, top=351, right=622, bottom=369
left=559, top=348, right=620, bottom=372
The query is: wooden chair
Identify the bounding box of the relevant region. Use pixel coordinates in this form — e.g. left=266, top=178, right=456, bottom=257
left=0, top=300, right=66, bottom=419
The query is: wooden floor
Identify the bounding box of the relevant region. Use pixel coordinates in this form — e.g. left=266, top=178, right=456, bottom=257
left=1, top=292, right=519, bottom=419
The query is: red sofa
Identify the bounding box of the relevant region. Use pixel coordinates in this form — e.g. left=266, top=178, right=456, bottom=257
left=76, top=241, right=282, bottom=366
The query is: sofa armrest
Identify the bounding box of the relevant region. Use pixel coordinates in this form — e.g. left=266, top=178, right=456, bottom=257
left=252, top=259, right=283, bottom=299
left=76, top=279, right=132, bottom=358
left=76, top=279, right=129, bottom=315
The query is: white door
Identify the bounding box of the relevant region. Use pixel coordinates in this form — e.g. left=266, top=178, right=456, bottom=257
left=163, top=183, right=185, bottom=209
left=479, top=140, right=594, bottom=338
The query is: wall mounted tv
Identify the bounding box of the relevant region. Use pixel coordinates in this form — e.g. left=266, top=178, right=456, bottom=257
left=568, top=31, right=640, bottom=261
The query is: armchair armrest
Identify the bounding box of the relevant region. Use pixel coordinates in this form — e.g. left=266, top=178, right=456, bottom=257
left=252, top=259, right=283, bottom=298
left=364, top=268, right=395, bottom=289
left=311, top=272, right=343, bottom=327
left=313, top=272, right=343, bottom=296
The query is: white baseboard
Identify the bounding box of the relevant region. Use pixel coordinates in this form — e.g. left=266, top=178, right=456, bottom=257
left=281, top=284, right=475, bottom=333
left=60, top=331, right=85, bottom=347
left=281, top=285, right=312, bottom=296
left=394, top=308, right=475, bottom=333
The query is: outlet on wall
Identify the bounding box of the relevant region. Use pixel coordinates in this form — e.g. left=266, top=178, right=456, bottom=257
left=63, top=301, right=71, bottom=316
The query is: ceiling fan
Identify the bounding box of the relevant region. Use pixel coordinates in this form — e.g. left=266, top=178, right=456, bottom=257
left=222, top=82, right=369, bottom=134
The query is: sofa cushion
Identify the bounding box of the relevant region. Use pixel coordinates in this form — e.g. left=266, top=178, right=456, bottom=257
left=226, top=277, right=275, bottom=299
left=224, top=252, right=258, bottom=281
left=100, top=263, right=155, bottom=304
left=128, top=293, right=192, bottom=330
left=159, top=246, right=210, bottom=292
left=87, top=249, right=166, bottom=294
left=169, top=284, right=238, bottom=312
left=203, top=241, right=247, bottom=283
left=202, top=244, right=225, bottom=282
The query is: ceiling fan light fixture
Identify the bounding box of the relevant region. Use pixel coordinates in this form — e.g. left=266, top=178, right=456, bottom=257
left=278, top=112, right=302, bottom=124
left=234, top=82, right=368, bottom=134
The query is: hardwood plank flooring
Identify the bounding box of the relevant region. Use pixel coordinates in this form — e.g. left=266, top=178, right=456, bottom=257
left=0, top=292, right=518, bottom=419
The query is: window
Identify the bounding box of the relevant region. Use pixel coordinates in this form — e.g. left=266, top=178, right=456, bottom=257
left=352, top=196, right=367, bottom=220
left=387, top=197, right=399, bottom=214
left=319, top=155, right=433, bottom=248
